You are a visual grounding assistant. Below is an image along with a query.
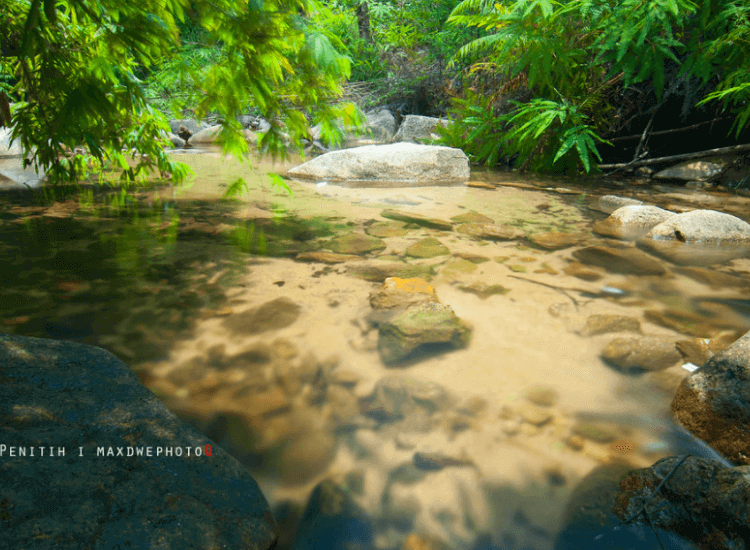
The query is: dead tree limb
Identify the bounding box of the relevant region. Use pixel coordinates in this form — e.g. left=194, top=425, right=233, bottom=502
left=607, top=117, right=734, bottom=142
left=599, top=143, right=750, bottom=171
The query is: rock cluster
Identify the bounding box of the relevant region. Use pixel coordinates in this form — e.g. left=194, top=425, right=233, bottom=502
left=592, top=200, right=750, bottom=266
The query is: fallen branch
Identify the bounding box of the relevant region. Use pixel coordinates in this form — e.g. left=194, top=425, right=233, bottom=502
left=607, top=117, right=734, bottom=142
left=599, top=143, right=750, bottom=171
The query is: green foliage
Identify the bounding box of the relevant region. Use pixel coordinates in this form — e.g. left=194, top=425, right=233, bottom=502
left=437, top=88, right=505, bottom=166
left=0, top=0, right=359, bottom=187
left=311, top=0, right=474, bottom=85
left=501, top=98, right=610, bottom=173
left=445, top=0, right=750, bottom=173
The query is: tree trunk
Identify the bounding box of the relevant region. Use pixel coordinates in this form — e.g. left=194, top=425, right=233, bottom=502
left=356, top=1, right=372, bottom=42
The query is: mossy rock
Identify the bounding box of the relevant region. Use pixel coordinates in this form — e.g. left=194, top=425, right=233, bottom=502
left=366, top=222, right=409, bottom=238
left=406, top=238, right=450, bottom=258
left=325, top=233, right=386, bottom=255
left=378, top=302, right=472, bottom=365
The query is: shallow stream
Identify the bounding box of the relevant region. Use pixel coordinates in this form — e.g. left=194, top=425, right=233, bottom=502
left=2, top=148, right=749, bottom=550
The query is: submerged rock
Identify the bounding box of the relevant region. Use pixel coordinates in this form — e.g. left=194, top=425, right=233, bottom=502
left=572, top=245, right=667, bottom=275
left=369, top=277, right=439, bottom=311
left=579, top=314, right=642, bottom=337
left=571, top=421, right=620, bottom=443
left=0, top=334, right=277, bottom=550
left=672, top=329, right=750, bottom=465
left=528, top=231, right=586, bottom=250
left=289, top=480, right=373, bottom=550
left=593, top=205, right=675, bottom=240
left=405, top=237, right=450, bottom=258
left=287, top=142, right=470, bottom=183
left=413, top=450, right=473, bottom=471
left=601, top=335, right=682, bottom=374
left=296, top=251, right=364, bottom=263
left=347, top=262, right=435, bottom=282
left=456, top=282, right=509, bottom=299
left=674, top=267, right=750, bottom=290
left=440, top=259, right=478, bottom=275
left=325, top=233, right=386, bottom=255
left=222, top=297, right=301, bottom=335
left=380, top=209, right=453, bottom=230
left=450, top=212, right=495, bottom=225
left=378, top=302, right=472, bottom=366
left=524, top=385, right=559, bottom=407
left=644, top=307, right=747, bottom=338
left=360, top=376, right=454, bottom=423
left=456, top=223, right=523, bottom=241
left=366, top=221, right=409, bottom=237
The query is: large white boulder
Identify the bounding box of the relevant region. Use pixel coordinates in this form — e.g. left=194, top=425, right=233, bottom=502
left=0, top=157, right=45, bottom=189
left=287, top=143, right=470, bottom=183
left=0, top=127, right=23, bottom=157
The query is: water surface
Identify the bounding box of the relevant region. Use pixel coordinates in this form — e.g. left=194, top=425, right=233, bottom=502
left=2, top=149, right=749, bottom=550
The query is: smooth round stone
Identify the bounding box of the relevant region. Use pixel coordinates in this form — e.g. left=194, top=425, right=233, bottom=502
left=516, top=402, right=553, bottom=426
left=578, top=314, right=642, bottom=337
left=601, top=335, right=682, bottom=373
left=524, top=385, right=559, bottom=407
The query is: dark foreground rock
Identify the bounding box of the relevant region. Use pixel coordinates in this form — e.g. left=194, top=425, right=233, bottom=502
left=555, top=462, right=705, bottom=550
left=614, top=456, right=750, bottom=549
left=672, top=329, right=750, bottom=465
left=0, top=334, right=277, bottom=550
left=288, top=480, right=373, bottom=550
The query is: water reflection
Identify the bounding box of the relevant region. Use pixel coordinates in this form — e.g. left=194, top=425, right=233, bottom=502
left=1, top=151, right=749, bottom=550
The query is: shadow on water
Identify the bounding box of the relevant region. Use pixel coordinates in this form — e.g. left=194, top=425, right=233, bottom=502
left=0, top=183, right=344, bottom=366
left=2, top=154, right=748, bottom=550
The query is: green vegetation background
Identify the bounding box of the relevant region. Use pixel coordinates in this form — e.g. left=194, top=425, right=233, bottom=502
left=1, top=0, right=749, bottom=183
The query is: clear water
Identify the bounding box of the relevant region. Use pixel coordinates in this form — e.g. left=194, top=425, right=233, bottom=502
left=1, top=149, right=748, bottom=550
